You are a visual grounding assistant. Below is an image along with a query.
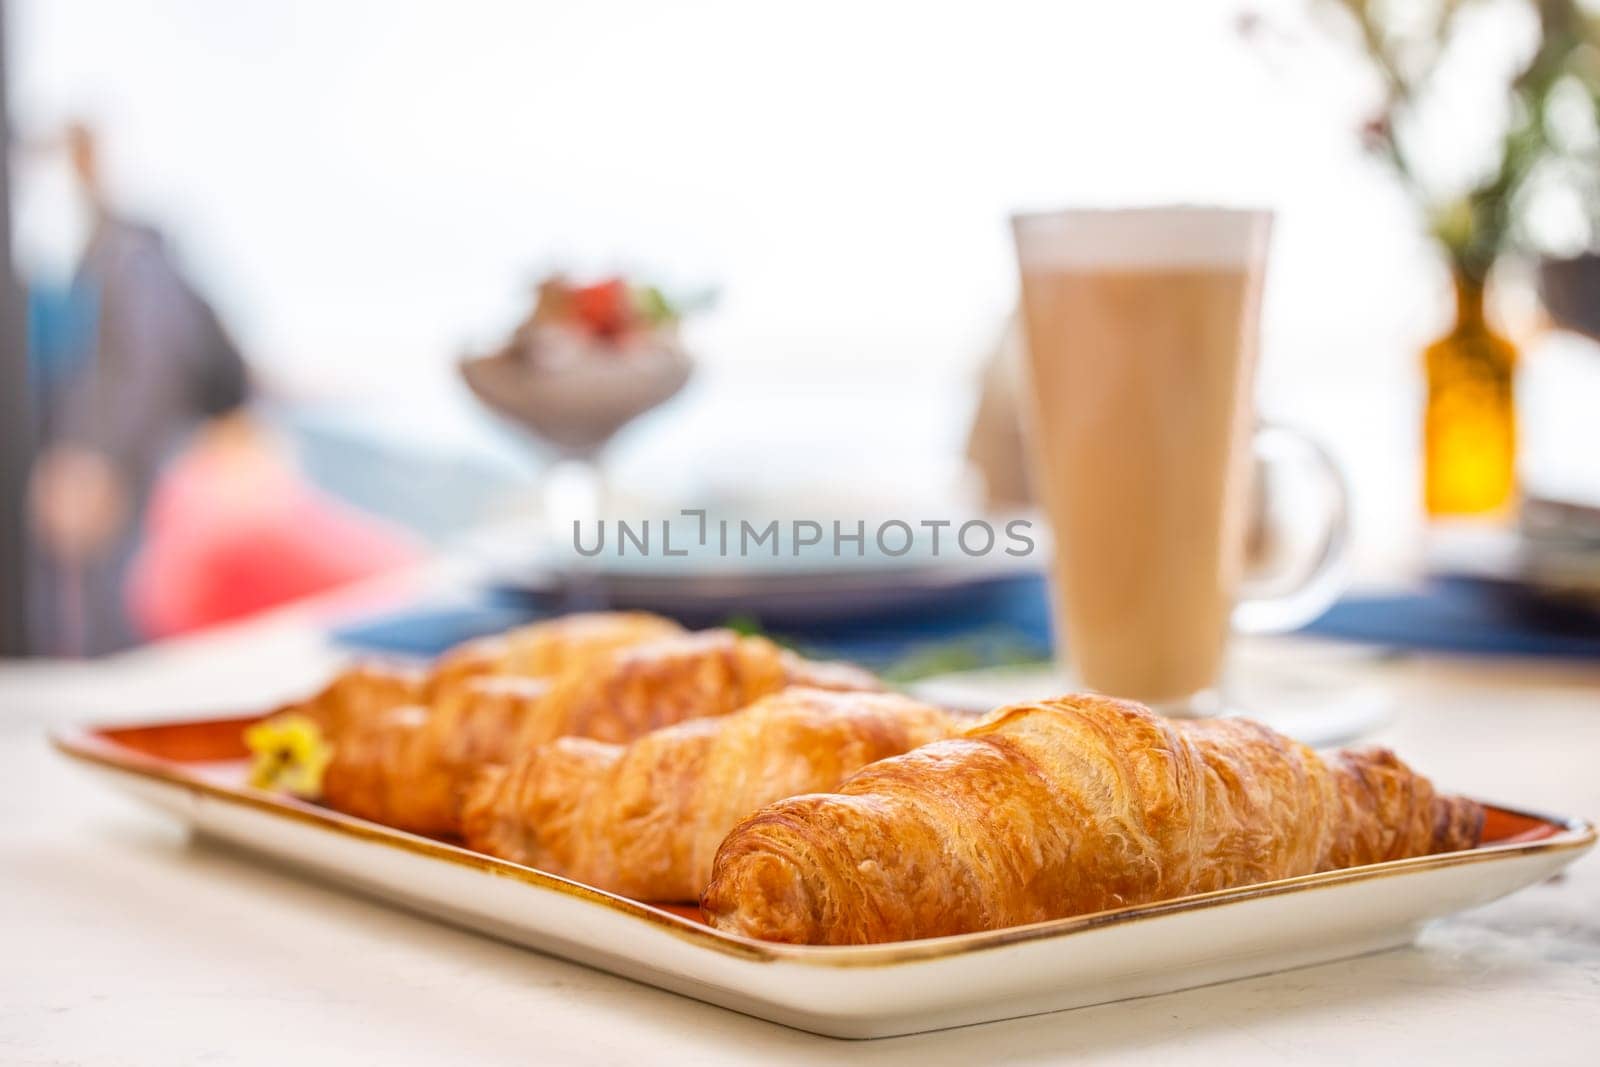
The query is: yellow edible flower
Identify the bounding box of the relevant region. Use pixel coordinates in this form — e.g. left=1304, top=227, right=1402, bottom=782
left=244, top=714, right=332, bottom=798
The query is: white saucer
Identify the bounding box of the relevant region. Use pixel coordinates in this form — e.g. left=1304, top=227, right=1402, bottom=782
left=908, top=640, right=1395, bottom=747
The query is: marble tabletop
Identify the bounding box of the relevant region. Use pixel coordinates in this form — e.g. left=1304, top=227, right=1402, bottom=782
left=2, top=603, right=1597, bottom=1066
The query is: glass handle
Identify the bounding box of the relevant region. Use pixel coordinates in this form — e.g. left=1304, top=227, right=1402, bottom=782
left=1231, top=423, right=1352, bottom=635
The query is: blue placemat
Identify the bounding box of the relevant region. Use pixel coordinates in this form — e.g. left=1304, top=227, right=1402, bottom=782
left=331, top=574, right=1600, bottom=665
left=1299, top=578, right=1600, bottom=659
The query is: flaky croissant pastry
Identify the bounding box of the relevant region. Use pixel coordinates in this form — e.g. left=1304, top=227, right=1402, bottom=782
left=250, top=612, right=680, bottom=801
left=512, top=629, right=882, bottom=747
left=276, top=612, right=680, bottom=739
left=429, top=611, right=683, bottom=692
left=320, top=675, right=551, bottom=835
left=462, top=687, right=958, bottom=900
left=702, top=694, right=1485, bottom=945
left=312, top=628, right=879, bottom=834
left=282, top=662, right=429, bottom=738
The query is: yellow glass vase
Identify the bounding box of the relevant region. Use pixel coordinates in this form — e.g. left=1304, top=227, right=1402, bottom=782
left=1423, top=273, right=1517, bottom=517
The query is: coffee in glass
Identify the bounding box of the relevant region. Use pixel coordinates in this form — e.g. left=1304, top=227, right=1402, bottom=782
left=1012, top=207, right=1347, bottom=713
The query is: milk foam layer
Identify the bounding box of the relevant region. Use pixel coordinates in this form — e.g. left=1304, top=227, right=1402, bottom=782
left=1012, top=207, right=1271, bottom=270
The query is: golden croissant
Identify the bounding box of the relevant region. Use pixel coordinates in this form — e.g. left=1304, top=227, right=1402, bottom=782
left=462, top=687, right=958, bottom=900
left=249, top=612, right=680, bottom=800
left=281, top=661, right=429, bottom=738
left=702, top=694, right=1485, bottom=944
left=429, top=611, right=684, bottom=692
left=312, top=629, right=879, bottom=834
left=277, top=611, right=682, bottom=738
left=512, top=629, right=882, bottom=747
left=319, top=675, right=551, bottom=835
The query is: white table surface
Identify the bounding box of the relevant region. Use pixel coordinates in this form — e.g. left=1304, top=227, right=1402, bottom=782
left=3, top=599, right=1598, bottom=1066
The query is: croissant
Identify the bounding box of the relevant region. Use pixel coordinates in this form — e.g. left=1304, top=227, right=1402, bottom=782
left=320, top=675, right=551, bottom=835
left=702, top=693, right=1485, bottom=944
left=251, top=612, right=681, bottom=803
left=314, top=630, right=880, bottom=834
left=513, top=629, right=882, bottom=747
left=462, top=687, right=958, bottom=900
left=283, top=662, right=429, bottom=737
left=429, top=611, right=683, bottom=692
left=276, top=611, right=681, bottom=739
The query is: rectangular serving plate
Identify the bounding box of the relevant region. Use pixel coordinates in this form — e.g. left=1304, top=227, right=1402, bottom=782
left=54, top=713, right=1596, bottom=1040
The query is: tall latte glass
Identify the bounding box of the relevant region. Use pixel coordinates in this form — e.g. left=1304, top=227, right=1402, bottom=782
left=1012, top=207, right=1347, bottom=713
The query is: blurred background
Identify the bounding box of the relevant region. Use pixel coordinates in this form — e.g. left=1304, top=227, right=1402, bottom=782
left=4, top=0, right=1598, bottom=659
